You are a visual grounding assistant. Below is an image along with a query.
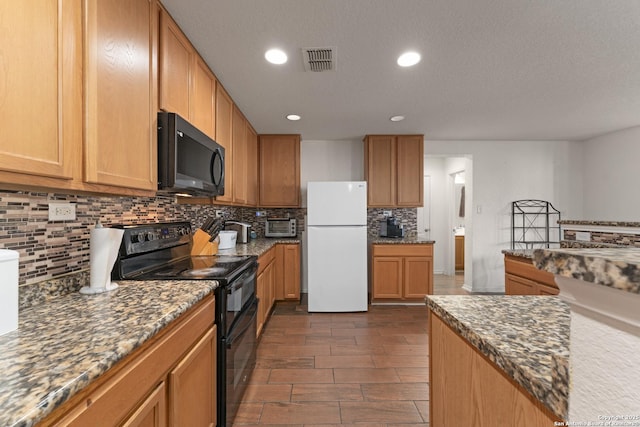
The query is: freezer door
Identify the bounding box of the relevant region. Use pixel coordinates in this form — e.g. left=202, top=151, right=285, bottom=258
left=307, top=181, right=367, bottom=226
left=307, top=225, right=368, bottom=312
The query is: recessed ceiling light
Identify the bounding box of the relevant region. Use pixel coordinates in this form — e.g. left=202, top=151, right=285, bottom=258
left=397, top=51, right=421, bottom=67
left=286, top=114, right=301, bottom=121
left=265, top=49, right=287, bottom=64
left=390, top=115, right=405, bottom=122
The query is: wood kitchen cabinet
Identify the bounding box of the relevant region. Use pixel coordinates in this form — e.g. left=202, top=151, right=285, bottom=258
left=0, top=1, right=158, bottom=195
left=232, top=106, right=249, bottom=205
left=246, top=125, right=259, bottom=206
left=83, top=0, right=158, bottom=191
left=275, top=244, right=301, bottom=301
left=371, top=244, right=434, bottom=302
left=0, top=0, right=80, bottom=184
left=257, top=247, right=276, bottom=337
left=159, top=8, right=192, bottom=120
left=42, top=295, right=216, bottom=427
left=455, top=235, right=465, bottom=271
left=429, top=311, right=560, bottom=426
left=259, top=135, right=301, bottom=207
left=364, top=135, right=424, bottom=207
left=214, top=84, right=234, bottom=204
left=504, top=254, right=559, bottom=295
left=159, top=8, right=217, bottom=140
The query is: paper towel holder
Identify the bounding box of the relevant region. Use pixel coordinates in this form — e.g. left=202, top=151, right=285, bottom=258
left=80, top=222, right=124, bottom=295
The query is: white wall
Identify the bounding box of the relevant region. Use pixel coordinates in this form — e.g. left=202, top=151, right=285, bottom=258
left=300, top=140, right=364, bottom=206
left=425, top=140, right=583, bottom=292
left=582, top=126, right=640, bottom=221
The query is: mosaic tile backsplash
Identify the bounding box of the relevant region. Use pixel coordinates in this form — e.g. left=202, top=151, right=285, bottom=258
left=0, top=189, right=418, bottom=287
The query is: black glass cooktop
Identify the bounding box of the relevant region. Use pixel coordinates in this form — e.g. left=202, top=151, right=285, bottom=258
left=140, top=255, right=256, bottom=283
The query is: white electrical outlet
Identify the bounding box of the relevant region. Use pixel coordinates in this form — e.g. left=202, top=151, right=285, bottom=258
left=383, top=210, right=392, bottom=217
left=576, top=231, right=591, bottom=242
left=215, top=210, right=223, bottom=218
left=48, top=203, right=76, bottom=221
left=256, top=211, right=267, bottom=217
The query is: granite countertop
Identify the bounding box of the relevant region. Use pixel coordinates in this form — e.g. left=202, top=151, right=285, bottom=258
left=426, top=295, right=570, bottom=419
left=502, top=249, right=535, bottom=259
left=217, top=237, right=301, bottom=257
left=533, top=248, right=640, bottom=294
left=0, top=279, right=217, bottom=427
left=369, top=236, right=435, bottom=244
left=558, top=220, right=640, bottom=228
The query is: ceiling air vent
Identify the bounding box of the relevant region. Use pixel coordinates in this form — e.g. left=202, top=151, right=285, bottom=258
left=302, top=47, right=336, bottom=72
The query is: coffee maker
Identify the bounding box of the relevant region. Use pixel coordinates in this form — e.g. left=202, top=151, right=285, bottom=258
left=379, top=216, right=405, bottom=238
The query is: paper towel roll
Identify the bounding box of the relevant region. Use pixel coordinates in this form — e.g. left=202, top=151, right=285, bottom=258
left=80, top=223, right=124, bottom=295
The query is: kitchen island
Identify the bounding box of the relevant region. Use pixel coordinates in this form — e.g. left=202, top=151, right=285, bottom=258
left=0, top=279, right=217, bottom=427
left=428, top=247, right=640, bottom=425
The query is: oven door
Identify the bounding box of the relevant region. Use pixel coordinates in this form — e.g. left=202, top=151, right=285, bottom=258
left=223, top=297, right=257, bottom=426
left=225, top=262, right=257, bottom=333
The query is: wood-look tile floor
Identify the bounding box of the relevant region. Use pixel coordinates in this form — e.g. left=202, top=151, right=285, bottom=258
left=234, top=304, right=430, bottom=426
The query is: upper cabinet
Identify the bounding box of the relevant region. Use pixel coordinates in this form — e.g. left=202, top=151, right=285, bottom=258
left=364, top=134, right=424, bottom=207
left=259, top=135, right=301, bottom=207
left=214, top=85, right=234, bottom=204
left=83, top=0, right=158, bottom=191
left=159, top=9, right=217, bottom=140
left=0, top=0, right=80, bottom=185
left=0, top=0, right=158, bottom=195
left=232, top=105, right=248, bottom=205
left=246, top=124, right=259, bottom=206
left=159, top=8, right=192, bottom=119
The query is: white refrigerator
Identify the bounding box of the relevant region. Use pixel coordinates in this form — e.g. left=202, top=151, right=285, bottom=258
left=307, top=181, right=368, bottom=312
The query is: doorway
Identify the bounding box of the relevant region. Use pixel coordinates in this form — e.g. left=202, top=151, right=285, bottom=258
left=420, top=155, right=473, bottom=294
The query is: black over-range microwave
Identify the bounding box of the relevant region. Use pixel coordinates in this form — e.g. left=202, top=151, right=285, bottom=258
left=157, top=112, right=225, bottom=196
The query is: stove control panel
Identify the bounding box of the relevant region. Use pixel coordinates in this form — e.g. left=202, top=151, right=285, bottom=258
left=117, top=222, right=192, bottom=256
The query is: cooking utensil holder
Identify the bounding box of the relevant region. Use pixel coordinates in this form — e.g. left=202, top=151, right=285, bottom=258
left=191, top=229, right=219, bottom=256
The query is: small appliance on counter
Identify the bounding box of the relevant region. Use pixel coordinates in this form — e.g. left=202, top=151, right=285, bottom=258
left=0, top=249, right=19, bottom=336
left=224, top=221, right=251, bottom=243
left=218, top=230, right=237, bottom=250
left=379, top=216, right=405, bottom=238
left=265, top=218, right=297, bottom=237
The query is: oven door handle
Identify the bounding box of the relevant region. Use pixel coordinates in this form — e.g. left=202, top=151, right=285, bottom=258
left=226, top=299, right=258, bottom=348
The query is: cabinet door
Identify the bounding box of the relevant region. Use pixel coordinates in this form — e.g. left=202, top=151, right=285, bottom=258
left=266, top=261, right=276, bottom=316
left=168, top=326, right=217, bottom=427
left=259, top=135, right=301, bottom=207
left=159, top=8, right=191, bottom=118
left=365, top=136, right=396, bottom=207
left=372, top=257, right=403, bottom=299
left=84, top=0, right=157, bottom=190
left=505, top=274, right=538, bottom=295
left=246, top=124, right=259, bottom=206
left=215, top=85, right=234, bottom=204
left=0, top=0, right=80, bottom=181
left=404, top=256, right=432, bottom=298
left=283, top=244, right=301, bottom=300
left=121, top=382, right=166, bottom=427
left=537, top=284, right=559, bottom=296
left=395, top=135, right=424, bottom=207
left=232, top=106, right=248, bottom=205
left=190, top=56, right=216, bottom=139
left=455, top=236, right=465, bottom=271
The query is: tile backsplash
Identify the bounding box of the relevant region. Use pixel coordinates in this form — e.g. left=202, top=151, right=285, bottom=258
left=367, top=208, right=418, bottom=237
left=0, top=190, right=238, bottom=286
left=0, top=189, right=418, bottom=286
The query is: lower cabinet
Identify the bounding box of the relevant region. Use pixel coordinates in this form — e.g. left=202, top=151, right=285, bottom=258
left=429, top=311, right=560, bottom=426
left=256, top=243, right=301, bottom=338
left=257, top=247, right=276, bottom=337
left=504, top=255, right=559, bottom=296
left=275, top=244, right=301, bottom=301
left=371, top=244, right=434, bottom=302
left=42, top=295, right=216, bottom=427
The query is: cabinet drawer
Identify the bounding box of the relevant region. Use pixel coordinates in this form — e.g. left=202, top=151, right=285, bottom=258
left=504, top=255, right=556, bottom=288
left=372, top=244, right=433, bottom=257
left=257, top=247, right=276, bottom=275
left=505, top=274, right=538, bottom=295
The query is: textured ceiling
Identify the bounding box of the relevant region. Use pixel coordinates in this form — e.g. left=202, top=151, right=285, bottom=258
left=160, top=0, right=640, bottom=141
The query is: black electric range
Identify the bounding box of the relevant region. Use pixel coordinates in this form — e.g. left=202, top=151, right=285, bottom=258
left=112, top=222, right=258, bottom=427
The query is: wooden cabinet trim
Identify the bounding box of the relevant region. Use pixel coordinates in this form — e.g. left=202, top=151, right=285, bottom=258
left=121, top=382, right=166, bottom=427
left=372, top=244, right=433, bottom=257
